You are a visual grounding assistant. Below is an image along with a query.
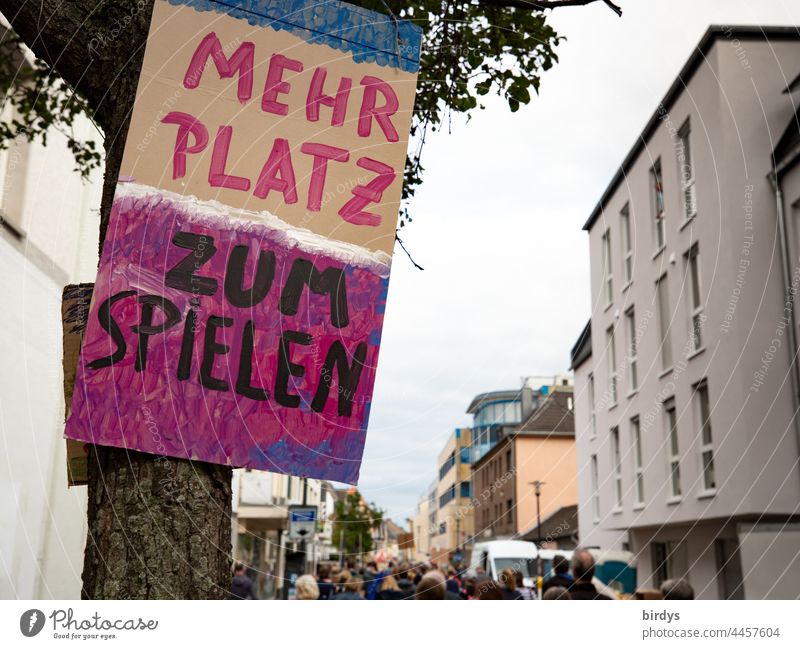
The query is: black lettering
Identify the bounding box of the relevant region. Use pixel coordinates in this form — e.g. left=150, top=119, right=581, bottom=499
left=177, top=309, right=197, bottom=381
left=311, top=341, right=367, bottom=416
left=165, top=231, right=218, bottom=295
left=224, top=245, right=276, bottom=308
left=199, top=315, right=233, bottom=391
left=86, top=290, right=136, bottom=369
left=279, top=258, right=349, bottom=328
left=132, top=295, right=181, bottom=372
left=275, top=330, right=312, bottom=408
left=235, top=320, right=269, bottom=401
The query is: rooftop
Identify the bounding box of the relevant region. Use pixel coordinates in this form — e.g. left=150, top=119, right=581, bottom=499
left=583, top=25, right=800, bottom=232
left=517, top=388, right=575, bottom=437
left=466, top=389, right=522, bottom=414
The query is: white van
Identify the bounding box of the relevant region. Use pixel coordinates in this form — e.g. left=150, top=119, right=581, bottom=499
left=469, top=540, right=539, bottom=588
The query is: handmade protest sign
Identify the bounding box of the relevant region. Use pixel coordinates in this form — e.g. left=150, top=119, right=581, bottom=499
left=64, top=0, right=421, bottom=484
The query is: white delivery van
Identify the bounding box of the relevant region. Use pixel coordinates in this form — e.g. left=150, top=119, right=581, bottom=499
left=469, top=540, right=539, bottom=588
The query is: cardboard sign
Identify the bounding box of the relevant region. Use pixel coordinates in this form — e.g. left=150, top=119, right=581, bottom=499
left=63, top=0, right=421, bottom=484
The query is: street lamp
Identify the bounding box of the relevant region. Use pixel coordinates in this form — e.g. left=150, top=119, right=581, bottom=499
left=528, top=481, right=545, bottom=547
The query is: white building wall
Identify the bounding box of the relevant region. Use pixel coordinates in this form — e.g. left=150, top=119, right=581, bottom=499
left=576, top=33, right=800, bottom=598
left=0, top=114, right=102, bottom=599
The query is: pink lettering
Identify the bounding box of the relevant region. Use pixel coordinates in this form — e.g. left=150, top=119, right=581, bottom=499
left=357, top=76, right=399, bottom=142
left=306, top=67, right=352, bottom=127
left=161, top=111, right=209, bottom=180
left=338, top=157, right=396, bottom=226
left=208, top=125, right=250, bottom=192
left=254, top=138, right=298, bottom=203
left=262, top=54, right=303, bottom=116
left=183, top=32, right=255, bottom=104
left=300, top=142, right=349, bottom=211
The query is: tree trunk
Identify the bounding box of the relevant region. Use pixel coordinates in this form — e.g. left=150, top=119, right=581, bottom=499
left=1, top=0, right=232, bottom=599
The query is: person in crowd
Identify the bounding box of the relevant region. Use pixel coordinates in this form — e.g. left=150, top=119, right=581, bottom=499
left=567, top=549, right=611, bottom=600
left=513, top=569, right=535, bottom=600
left=415, top=570, right=447, bottom=600
left=334, top=576, right=364, bottom=600
left=543, top=554, right=573, bottom=594
left=498, top=568, right=524, bottom=600
left=316, top=563, right=335, bottom=600
left=395, top=568, right=416, bottom=598
left=376, top=574, right=405, bottom=600
left=445, top=569, right=462, bottom=598
left=230, top=562, right=257, bottom=600
left=475, top=579, right=504, bottom=600
left=660, top=578, right=695, bottom=600
left=335, top=569, right=351, bottom=595
left=462, top=575, right=478, bottom=600
left=542, top=586, right=572, bottom=600
left=295, top=574, right=319, bottom=600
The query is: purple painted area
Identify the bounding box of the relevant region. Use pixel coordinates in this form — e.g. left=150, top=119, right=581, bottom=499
left=64, top=185, right=390, bottom=484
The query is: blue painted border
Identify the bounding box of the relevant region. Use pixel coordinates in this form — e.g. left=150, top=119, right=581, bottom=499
left=167, top=0, right=422, bottom=72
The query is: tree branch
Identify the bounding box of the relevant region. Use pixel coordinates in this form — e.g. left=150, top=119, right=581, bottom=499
left=477, top=0, right=622, bottom=16
left=0, top=0, right=153, bottom=131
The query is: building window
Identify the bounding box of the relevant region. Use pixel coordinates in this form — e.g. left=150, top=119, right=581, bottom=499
left=439, top=484, right=456, bottom=508
left=590, top=454, right=600, bottom=523
left=656, top=274, right=673, bottom=370
left=588, top=372, right=597, bottom=438
left=653, top=540, right=688, bottom=585
left=695, top=380, right=715, bottom=491
left=621, top=203, right=633, bottom=284
left=460, top=481, right=471, bottom=498
left=602, top=228, right=613, bottom=305
left=625, top=307, right=638, bottom=392
left=606, top=325, right=618, bottom=405
left=631, top=416, right=644, bottom=505
left=664, top=398, right=681, bottom=499
left=685, top=244, right=703, bottom=352
left=677, top=119, right=696, bottom=221
left=650, top=158, right=665, bottom=250
left=506, top=499, right=513, bottom=524
left=439, top=451, right=456, bottom=480
left=505, top=449, right=512, bottom=474
left=611, top=426, right=622, bottom=510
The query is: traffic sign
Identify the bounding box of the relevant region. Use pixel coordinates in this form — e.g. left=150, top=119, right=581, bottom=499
left=288, top=506, right=318, bottom=541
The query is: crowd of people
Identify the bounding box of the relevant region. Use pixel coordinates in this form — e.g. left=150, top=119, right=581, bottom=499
left=245, top=547, right=696, bottom=601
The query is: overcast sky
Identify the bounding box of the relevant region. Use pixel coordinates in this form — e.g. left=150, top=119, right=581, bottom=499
left=355, top=0, right=800, bottom=522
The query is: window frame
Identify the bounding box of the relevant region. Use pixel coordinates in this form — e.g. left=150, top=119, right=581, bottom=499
left=625, top=306, right=638, bottom=393
left=601, top=228, right=614, bottom=306
left=606, top=325, right=618, bottom=406
left=695, top=380, right=716, bottom=494
left=611, top=426, right=623, bottom=511
left=677, top=119, right=697, bottom=222
left=664, top=397, right=681, bottom=500
left=621, top=203, right=633, bottom=285
left=631, top=416, right=645, bottom=506
left=650, top=158, right=665, bottom=251
left=656, top=273, right=673, bottom=371
left=685, top=244, right=704, bottom=353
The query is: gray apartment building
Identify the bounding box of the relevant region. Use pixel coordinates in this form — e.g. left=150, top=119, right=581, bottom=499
left=571, top=26, right=800, bottom=599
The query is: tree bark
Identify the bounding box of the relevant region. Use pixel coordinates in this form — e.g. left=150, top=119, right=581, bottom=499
left=1, top=0, right=232, bottom=599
